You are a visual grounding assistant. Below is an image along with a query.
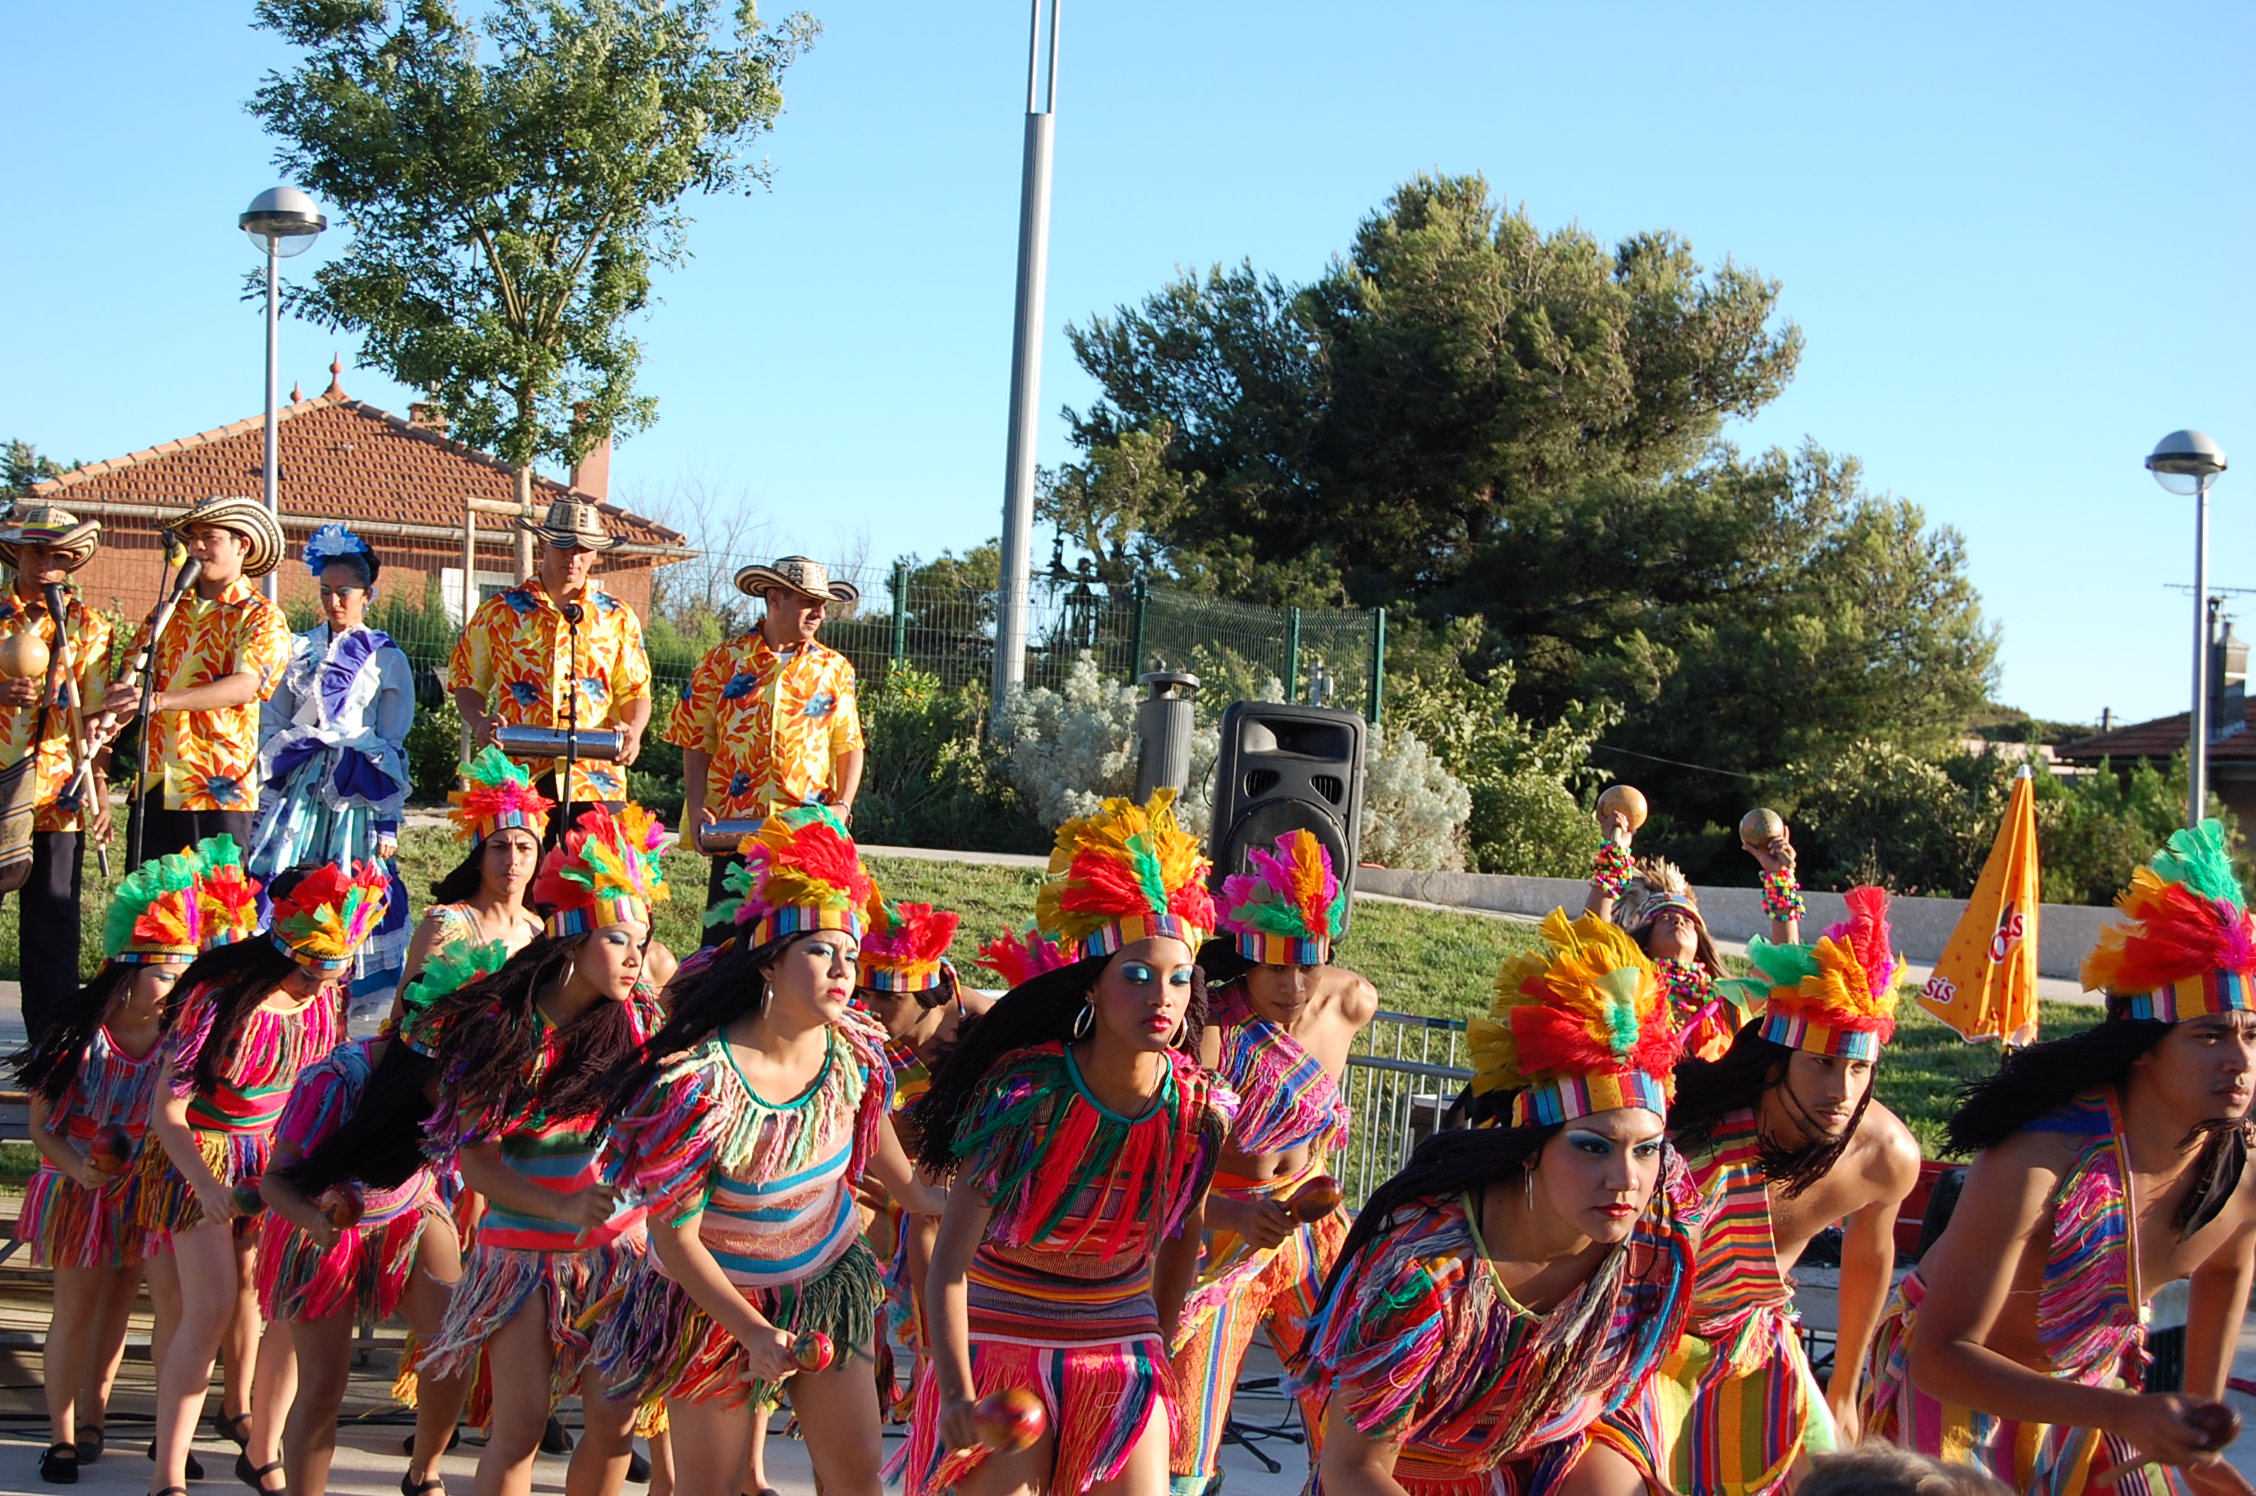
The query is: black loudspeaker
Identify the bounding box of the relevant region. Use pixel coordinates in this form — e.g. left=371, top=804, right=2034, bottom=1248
left=1207, top=702, right=1367, bottom=931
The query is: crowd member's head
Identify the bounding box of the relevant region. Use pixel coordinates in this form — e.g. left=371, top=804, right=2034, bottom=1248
left=0, top=502, right=100, bottom=596
left=434, top=746, right=555, bottom=908
left=519, top=497, right=617, bottom=599
left=735, top=555, right=859, bottom=649
left=304, top=523, right=381, bottom=632
left=165, top=495, right=284, bottom=590
left=1797, top=1444, right=2014, bottom=1496
left=1670, top=885, right=1903, bottom=1195
left=1201, top=828, right=1349, bottom=1028
left=858, top=897, right=963, bottom=1034
left=1613, top=857, right=1725, bottom=973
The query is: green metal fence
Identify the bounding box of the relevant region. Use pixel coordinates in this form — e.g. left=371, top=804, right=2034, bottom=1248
left=360, top=560, right=1388, bottom=722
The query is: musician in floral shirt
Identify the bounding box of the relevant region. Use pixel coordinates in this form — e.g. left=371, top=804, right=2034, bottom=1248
left=668, top=555, right=864, bottom=920
left=446, top=498, right=652, bottom=821
left=104, top=496, right=294, bottom=862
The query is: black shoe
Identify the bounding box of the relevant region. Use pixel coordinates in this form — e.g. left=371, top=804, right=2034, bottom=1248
left=402, top=1473, right=445, bottom=1496
left=212, top=1411, right=251, bottom=1449
left=39, top=1442, right=77, bottom=1484
left=145, top=1443, right=204, bottom=1481
left=77, top=1428, right=103, bottom=1465
left=400, top=1429, right=462, bottom=1456
left=626, top=1446, right=650, bottom=1484
left=538, top=1416, right=573, bottom=1456
left=234, top=1452, right=285, bottom=1495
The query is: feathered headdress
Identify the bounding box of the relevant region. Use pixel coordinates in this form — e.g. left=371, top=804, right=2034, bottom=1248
left=392, top=937, right=511, bottom=1056
left=716, top=805, right=875, bottom=948
left=303, top=522, right=376, bottom=577
left=191, top=835, right=261, bottom=951
left=269, top=861, right=393, bottom=975
left=103, top=852, right=205, bottom=965
left=534, top=804, right=671, bottom=938
left=2082, top=819, right=2256, bottom=1022
left=1033, top=791, right=1216, bottom=960
left=1613, top=857, right=1703, bottom=937
left=1740, top=884, right=1904, bottom=1060
left=449, top=744, right=556, bottom=844
left=1469, top=909, right=1679, bottom=1127
left=1218, top=829, right=1348, bottom=966
left=862, top=898, right=960, bottom=992
left=977, top=923, right=1076, bottom=989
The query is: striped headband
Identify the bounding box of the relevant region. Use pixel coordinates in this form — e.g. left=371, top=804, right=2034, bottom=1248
left=1511, top=1069, right=1673, bottom=1129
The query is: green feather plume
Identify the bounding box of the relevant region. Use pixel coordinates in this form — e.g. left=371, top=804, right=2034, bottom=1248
left=2150, top=818, right=2244, bottom=911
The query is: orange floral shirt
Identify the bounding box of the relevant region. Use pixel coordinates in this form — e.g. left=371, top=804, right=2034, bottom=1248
left=665, top=632, right=863, bottom=818
left=141, top=580, right=293, bottom=812
left=0, top=587, right=115, bottom=833
left=446, top=577, right=652, bottom=805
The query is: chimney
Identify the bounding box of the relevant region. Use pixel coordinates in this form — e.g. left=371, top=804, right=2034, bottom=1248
left=571, top=435, right=612, bottom=503
left=409, top=402, right=447, bottom=434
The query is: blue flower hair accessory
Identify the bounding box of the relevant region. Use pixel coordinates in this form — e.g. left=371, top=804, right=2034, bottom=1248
left=304, top=523, right=375, bottom=577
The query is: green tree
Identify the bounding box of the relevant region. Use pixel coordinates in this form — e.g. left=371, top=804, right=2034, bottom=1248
left=249, top=0, right=818, bottom=560
left=4, top=440, right=71, bottom=499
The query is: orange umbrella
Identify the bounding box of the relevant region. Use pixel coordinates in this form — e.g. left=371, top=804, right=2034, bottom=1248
left=1919, top=765, right=2041, bottom=1045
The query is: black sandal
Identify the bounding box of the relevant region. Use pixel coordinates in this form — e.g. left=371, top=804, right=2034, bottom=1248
left=539, top=1415, right=573, bottom=1455
left=152, top=1488, right=189, bottom=1496
left=144, top=1443, right=203, bottom=1481
left=400, top=1429, right=462, bottom=1455
left=626, top=1446, right=650, bottom=1484
left=234, top=1452, right=285, bottom=1495
left=39, top=1442, right=77, bottom=1484
left=213, top=1412, right=251, bottom=1449
left=77, top=1428, right=104, bottom=1464
left=401, top=1473, right=445, bottom=1496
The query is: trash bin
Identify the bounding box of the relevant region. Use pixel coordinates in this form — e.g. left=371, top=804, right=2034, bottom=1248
left=1134, top=671, right=1200, bottom=800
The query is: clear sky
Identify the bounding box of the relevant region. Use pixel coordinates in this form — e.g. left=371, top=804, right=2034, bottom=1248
left=4, top=2, right=2250, bottom=727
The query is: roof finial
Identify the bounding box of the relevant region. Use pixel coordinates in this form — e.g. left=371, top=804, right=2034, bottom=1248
left=290, top=381, right=303, bottom=404
left=326, top=353, right=344, bottom=396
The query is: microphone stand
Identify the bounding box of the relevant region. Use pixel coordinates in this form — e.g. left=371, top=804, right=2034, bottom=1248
left=561, top=600, right=583, bottom=830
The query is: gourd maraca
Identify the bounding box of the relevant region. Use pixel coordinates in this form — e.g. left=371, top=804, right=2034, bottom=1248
left=0, top=630, right=49, bottom=682
left=1278, top=1174, right=1343, bottom=1224
left=231, top=1183, right=268, bottom=1218
left=973, top=1388, right=1049, bottom=1452
left=790, top=1331, right=834, bottom=1373
left=1739, top=808, right=1786, bottom=852
left=320, top=1184, right=366, bottom=1231
left=87, top=1126, right=134, bottom=1177
left=2186, top=1400, right=2242, bottom=1451
left=1594, top=784, right=1648, bottom=834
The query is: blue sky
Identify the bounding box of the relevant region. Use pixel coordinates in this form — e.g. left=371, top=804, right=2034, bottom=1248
left=4, top=2, right=2250, bottom=726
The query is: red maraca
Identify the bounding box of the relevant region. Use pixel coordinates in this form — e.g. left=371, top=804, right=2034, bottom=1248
left=790, top=1332, right=834, bottom=1373
left=87, top=1126, right=134, bottom=1177
left=973, top=1388, right=1048, bottom=1452
left=230, top=1183, right=267, bottom=1218
left=320, top=1184, right=366, bottom=1231
left=1279, top=1174, right=1342, bottom=1224
left=2187, top=1400, right=2242, bottom=1451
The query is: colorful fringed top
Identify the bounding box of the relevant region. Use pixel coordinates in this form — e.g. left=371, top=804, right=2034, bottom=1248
left=1680, top=1109, right=1791, bottom=1333
left=948, top=1041, right=1235, bottom=1350
left=609, top=1010, right=891, bottom=1290
left=427, top=993, right=661, bottom=1253
left=2022, top=1089, right=2146, bottom=1381
left=1208, top=986, right=1349, bottom=1160
left=1299, top=1173, right=1699, bottom=1496
left=47, top=1023, right=163, bottom=1149
left=275, top=1038, right=431, bottom=1228
left=886, top=1036, right=934, bottom=1115
left=166, top=984, right=340, bottom=1136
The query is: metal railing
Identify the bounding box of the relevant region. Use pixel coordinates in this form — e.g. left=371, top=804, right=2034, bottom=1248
left=1336, top=1010, right=1472, bottom=1208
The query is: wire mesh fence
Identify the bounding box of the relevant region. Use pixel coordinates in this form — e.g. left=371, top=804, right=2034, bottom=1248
left=1335, top=1010, right=1471, bottom=1209
left=352, top=551, right=1388, bottom=722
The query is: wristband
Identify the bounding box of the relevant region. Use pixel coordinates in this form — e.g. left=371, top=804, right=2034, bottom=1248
left=1760, top=868, right=1806, bottom=921
left=1590, top=842, right=1634, bottom=898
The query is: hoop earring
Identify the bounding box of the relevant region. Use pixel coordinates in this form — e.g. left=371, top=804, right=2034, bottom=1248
left=759, top=980, right=773, bottom=1012
left=1170, top=1016, right=1188, bottom=1047
left=1071, top=1001, right=1095, bottom=1041
left=561, top=959, right=577, bottom=994
left=1522, top=1163, right=1538, bottom=1217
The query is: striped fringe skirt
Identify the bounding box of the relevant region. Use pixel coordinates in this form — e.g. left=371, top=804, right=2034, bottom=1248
left=595, top=1236, right=882, bottom=1412
left=135, top=1128, right=270, bottom=1248
left=255, top=1194, right=446, bottom=1324
left=18, top=1163, right=145, bottom=1270
left=417, top=1234, right=646, bottom=1405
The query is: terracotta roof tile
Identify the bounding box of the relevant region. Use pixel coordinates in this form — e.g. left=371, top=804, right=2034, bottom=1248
left=2056, top=701, right=2256, bottom=762
left=31, top=390, right=685, bottom=551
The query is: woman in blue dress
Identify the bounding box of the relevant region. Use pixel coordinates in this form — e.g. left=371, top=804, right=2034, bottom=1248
left=247, top=525, right=415, bottom=1021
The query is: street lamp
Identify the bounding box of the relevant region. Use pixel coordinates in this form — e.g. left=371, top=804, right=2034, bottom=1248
left=2149, top=429, right=2230, bottom=828
left=240, top=186, right=326, bottom=601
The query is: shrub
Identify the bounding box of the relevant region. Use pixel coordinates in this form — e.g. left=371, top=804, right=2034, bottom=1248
left=404, top=691, right=466, bottom=804
left=994, top=653, right=1225, bottom=835
left=1359, top=726, right=1471, bottom=871
left=855, top=668, right=1045, bottom=853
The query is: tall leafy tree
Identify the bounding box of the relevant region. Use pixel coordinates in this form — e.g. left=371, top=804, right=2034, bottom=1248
left=3, top=441, right=71, bottom=500
left=249, top=0, right=818, bottom=565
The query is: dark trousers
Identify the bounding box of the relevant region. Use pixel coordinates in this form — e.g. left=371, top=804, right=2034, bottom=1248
left=538, top=777, right=623, bottom=850
left=132, top=794, right=253, bottom=867
left=15, top=830, right=84, bottom=1043
left=702, top=854, right=744, bottom=949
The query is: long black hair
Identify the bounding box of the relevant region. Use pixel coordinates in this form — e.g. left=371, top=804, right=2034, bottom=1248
left=910, top=952, right=1210, bottom=1179
left=10, top=961, right=138, bottom=1105
left=1947, top=1002, right=2243, bottom=1236
left=1324, top=1123, right=1557, bottom=1299
left=600, top=932, right=803, bottom=1123
left=417, top=932, right=642, bottom=1138
left=164, top=868, right=314, bottom=1093
left=1195, top=936, right=1254, bottom=989
left=281, top=1038, right=438, bottom=1195
left=1667, top=1022, right=1873, bottom=1198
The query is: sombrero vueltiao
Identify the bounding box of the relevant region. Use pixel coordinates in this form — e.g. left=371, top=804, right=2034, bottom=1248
left=164, top=495, right=285, bottom=579
left=0, top=502, right=101, bottom=572
left=516, top=497, right=620, bottom=552
left=734, top=554, right=860, bottom=607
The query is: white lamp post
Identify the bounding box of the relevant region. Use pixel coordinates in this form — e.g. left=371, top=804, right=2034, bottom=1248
left=240, top=187, right=326, bottom=601
left=2148, top=429, right=2231, bottom=827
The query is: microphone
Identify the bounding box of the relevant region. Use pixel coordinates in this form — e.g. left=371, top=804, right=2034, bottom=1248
left=167, top=557, right=205, bottom=601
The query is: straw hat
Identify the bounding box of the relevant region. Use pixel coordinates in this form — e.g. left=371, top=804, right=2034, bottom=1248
left=0, top=502, right=100, bottom=572
left=733, top=554, right=859, bottom=606
left=516, top=497, right=620, bottom=552
left=164, top=496, right=284, bottom=579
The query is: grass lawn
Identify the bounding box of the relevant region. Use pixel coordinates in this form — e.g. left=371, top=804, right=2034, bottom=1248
left=0, top=821, right=2099, bottom=1164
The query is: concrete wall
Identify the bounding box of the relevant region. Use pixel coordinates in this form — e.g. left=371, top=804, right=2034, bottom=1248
left=1354, top=867, right=2116, bottom=983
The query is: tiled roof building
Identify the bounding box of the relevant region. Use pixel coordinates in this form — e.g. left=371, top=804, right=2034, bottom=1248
left=30, top=359, right=689, bottom=629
